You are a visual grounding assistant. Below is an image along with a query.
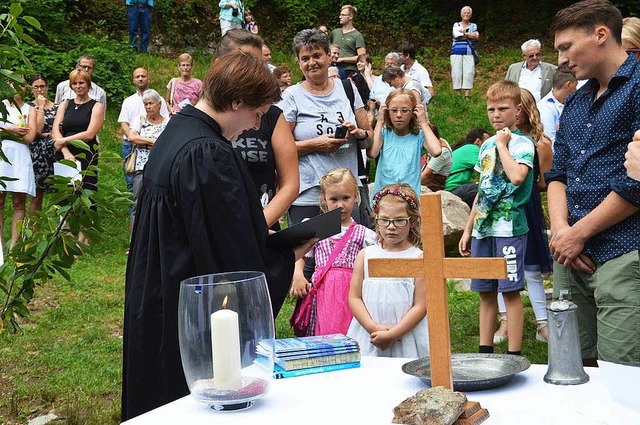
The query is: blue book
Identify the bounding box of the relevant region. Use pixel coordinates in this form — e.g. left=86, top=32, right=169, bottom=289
left=275, top=345, right=359, bottom=360
left=272, top=334, right=359, bottom=355
left=273, top=361, right=361, bottom=379
left=276, top=351, right=361, bottom=371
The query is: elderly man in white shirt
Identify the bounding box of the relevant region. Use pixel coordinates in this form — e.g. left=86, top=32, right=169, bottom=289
left=398, top=41, right=434, bottom=98
left=55, top=54, right=107, bottom=109
left=537, top=66, right=578, bottom=148
left=506, top=39, right=557, bottom=102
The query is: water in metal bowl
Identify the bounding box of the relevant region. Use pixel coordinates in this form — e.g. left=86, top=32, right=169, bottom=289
left=402, top=353, right=531, bottom=391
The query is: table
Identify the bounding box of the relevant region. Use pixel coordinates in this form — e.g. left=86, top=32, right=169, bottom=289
left=122, top=357, right=640, bottom=424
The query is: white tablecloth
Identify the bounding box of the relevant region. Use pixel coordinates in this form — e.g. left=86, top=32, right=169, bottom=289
left=122, top=357, right=640, bottom=424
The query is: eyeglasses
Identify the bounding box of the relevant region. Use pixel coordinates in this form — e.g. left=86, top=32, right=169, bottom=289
left=388, top=108, right=412, bottom=115
left=32, top=85, right=47, bottom=90
left=179, top=64, right=192, bottom=68
left=77, top=65, right=94, bottom=71
left=527, top=53, right=542, bottom=59
left=375, top=217, right=410, bottom=227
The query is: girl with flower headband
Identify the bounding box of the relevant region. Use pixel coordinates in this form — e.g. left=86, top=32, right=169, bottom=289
left=368, top=88, right=442, bottom=202
left=347, top=183, right=429, bottom=357
left=290, top=168, right=376, bottom=336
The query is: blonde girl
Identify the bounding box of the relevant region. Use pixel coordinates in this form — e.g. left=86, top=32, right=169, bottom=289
left=368, top=88, right=442, bottom=200
left=347, top=183, right=429, bottom=357
left=290, top=168, right=376, bottom=335
left=494, top=88, right=554, bottom=344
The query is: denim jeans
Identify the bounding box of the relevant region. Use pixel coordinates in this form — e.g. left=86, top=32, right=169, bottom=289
left=128, top=5, right=151, bottom=53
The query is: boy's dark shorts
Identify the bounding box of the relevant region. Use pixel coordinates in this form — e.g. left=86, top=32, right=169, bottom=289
left=470, top=234, right=527, bottom=293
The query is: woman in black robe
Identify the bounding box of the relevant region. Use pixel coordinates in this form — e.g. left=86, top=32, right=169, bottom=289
left=121, top=51, right=313, bottom=421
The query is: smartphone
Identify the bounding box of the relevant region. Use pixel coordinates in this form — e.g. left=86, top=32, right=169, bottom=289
left=334, top=125, right=348, bottom=139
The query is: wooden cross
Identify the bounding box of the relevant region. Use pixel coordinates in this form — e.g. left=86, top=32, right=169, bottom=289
left=368, top=193, right=507, bottom=389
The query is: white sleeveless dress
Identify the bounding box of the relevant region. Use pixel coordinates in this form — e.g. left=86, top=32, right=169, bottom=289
left=347, top=244, right=429, bottom=358
left=0, top=101, right=35, bottom=196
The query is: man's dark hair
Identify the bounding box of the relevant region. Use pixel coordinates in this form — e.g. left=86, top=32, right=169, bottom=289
left=397, top=42, right=416, bottom=59
left=215, top=28, right=263, bottom=59
left=453, top=127, right=489, bottom=151
left=550, top=0, right=623, bottom=45
left=552, top=66, right=577, bottom=89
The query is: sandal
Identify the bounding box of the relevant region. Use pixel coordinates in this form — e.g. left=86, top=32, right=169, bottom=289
left=493, top=314, right=508, bottom=344
left=536, top=320, right=548, bottom=342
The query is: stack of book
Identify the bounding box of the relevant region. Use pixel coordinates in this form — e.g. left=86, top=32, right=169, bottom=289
left=267, top=333, right=361, bottom=379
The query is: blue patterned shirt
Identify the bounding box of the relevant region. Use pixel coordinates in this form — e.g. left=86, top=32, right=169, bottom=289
left=546, top=54, right=640, bottom=263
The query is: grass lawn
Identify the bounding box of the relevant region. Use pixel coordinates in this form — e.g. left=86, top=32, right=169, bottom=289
left=0, top=47, right=551, bottom=424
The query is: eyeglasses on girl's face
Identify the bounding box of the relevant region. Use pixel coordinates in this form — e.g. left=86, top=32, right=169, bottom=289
left=375, top=217, right=410, bottom=227
left=388, top=108, right=412, bottom=115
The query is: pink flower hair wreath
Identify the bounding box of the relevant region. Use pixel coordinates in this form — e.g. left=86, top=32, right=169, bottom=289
left=372, top=187, right=418, bottom=212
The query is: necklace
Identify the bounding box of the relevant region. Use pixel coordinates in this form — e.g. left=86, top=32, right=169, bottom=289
left=303, top=79, right=332, bottom=95
left=74, top=98, right=90, bottom=110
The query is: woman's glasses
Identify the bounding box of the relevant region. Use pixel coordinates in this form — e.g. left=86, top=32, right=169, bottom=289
left=32, top=85, right=47, bottom=90
left=388, top=108, right=412, bottom=115
left=375, top=217, right=410, bottom=227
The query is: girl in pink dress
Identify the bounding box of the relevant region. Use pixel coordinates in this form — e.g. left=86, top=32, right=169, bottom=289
left=291, top=168, right=376, bottom=335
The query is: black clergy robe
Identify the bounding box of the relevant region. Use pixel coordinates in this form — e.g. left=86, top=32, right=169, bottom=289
left=121, top=105, right=295, bottom=421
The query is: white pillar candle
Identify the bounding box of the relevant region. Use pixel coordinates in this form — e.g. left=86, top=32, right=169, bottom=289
left=211, top=305, right=242, bottom=391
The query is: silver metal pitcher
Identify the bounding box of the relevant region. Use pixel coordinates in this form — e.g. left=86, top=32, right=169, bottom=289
left=543, top=291, right=589, bottom=385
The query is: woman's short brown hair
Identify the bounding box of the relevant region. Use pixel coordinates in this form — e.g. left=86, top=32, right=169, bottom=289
left=202, top=50, right=280, bottom=112
left=69, top=69, right=91, bottom=89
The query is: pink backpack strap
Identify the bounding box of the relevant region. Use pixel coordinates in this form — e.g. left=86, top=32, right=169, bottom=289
left=310, top=222, right=357, bottom=294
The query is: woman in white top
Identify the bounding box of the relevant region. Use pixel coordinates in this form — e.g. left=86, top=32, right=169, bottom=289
left=0, top=83, right=37, bottom=249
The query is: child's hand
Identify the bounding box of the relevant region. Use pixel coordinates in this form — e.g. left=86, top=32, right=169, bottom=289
left=378, top=104, right=388, bottom=122
left=495, top=127, right=511, bottom=149
left=370, top=329, right=395, bottom=351
left=413, top=103, right=428, bottom=125
left=458, top=229, right=472, bottom=257
left=289, top=274, right=310, bottom=299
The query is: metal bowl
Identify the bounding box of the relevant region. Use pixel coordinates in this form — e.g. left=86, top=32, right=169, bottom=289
left=402, top=353, right=531, bottom=391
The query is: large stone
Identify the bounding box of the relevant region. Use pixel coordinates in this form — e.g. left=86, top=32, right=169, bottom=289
left=392, top=386, right=467, bottom=425
left=421, top=187, right=470, bottom=252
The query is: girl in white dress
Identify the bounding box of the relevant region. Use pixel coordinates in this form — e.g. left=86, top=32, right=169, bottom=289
left=347, top=183, right=429, bottom=358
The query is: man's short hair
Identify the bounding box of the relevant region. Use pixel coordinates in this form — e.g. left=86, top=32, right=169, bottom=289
left=550, top=0, right=623, bottom=45
left=398, top=42, right=416, bottom=59
left=77, top=54, right=95, bottom=66
left=341, top=5, right=357, bottom=17
left=521, top=39, right=542, bottom=54
left=552, top=66, right=577, bottom=89
left=215, top=28, right=263, bottom=59
left=486, top=80, right=521, bottom=105
left=384, top=52, right=402, bottom=66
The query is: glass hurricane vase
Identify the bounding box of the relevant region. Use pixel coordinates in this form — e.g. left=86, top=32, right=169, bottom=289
left=178, top=271, right=275, bottom=411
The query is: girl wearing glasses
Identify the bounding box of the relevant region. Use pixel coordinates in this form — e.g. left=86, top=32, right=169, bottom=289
left=347, top=183, right=429, bottom=357
left=368, top=88, right=441, bottom=201
left=27, top=74, right=58, bottom=214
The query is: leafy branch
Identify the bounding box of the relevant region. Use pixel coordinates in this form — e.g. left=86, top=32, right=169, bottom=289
left=0, top=142, right=131, bottom=333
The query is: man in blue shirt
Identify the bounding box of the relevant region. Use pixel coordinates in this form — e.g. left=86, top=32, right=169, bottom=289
left=126, top=0, right=153, bottom=53
left=547, top=0, right=640, bottom=366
